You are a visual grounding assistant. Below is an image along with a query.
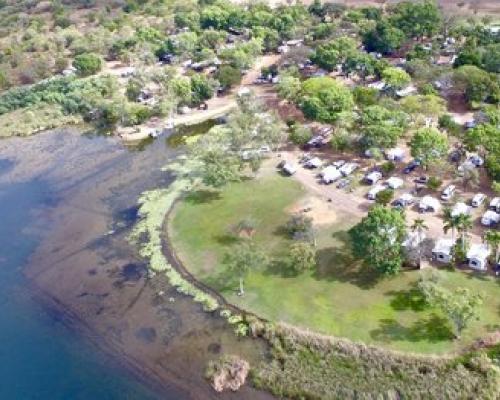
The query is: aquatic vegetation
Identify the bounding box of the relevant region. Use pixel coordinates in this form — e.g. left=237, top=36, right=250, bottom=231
left=130, top=158, right=219, bottom=312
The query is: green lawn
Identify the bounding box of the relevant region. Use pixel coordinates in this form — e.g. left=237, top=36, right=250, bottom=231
left=169, top=174, right=500, bottom=354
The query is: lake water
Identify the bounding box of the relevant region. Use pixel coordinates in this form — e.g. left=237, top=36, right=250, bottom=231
left=0, top=128, right=273, bottom=400
left=0, top=174, right=160, bottom=399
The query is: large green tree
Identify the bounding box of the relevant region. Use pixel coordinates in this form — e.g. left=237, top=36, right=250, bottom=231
left=311, top=36, right=357, bottom=72
left=362, top=20, right=405, bottom=55
left=300, top=77, right=353, bottom=123
left=382, top=67, right=411, bottom=90
left=73, top=53, right=102, bottom=76
left=409, top=128, right=449, bottom=169
left=349, top=205, right=407, bottom=275
left=359, top=105, right=408, bottom=148
left=389, top=0, right=441, bottom=39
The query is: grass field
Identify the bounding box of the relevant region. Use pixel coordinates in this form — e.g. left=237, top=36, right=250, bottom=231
left=169, top=174, right=500, bottom=354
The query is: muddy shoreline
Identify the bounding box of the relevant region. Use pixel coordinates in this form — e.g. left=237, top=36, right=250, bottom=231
left=26, top=277, right=186, bottom=399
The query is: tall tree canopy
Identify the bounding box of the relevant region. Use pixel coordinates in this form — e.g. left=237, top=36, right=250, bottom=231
left=349, top=205, right=407, bottom=275
left=300, top=77, right=354, bottom=123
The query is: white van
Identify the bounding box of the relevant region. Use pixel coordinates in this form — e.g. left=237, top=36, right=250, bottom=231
left=441, top=185, right=456, bottom=201
left=471, top=193, right=486, bottom=208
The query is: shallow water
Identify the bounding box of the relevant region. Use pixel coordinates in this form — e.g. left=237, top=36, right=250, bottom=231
left=0, top=129, right=273, bottom=399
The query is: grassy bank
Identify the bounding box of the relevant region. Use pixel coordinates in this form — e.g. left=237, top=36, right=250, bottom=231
left=252, top=323, right=500, bottom=399
left=169, top=173, right=500, bottom=354
left=0, top=105, right=82, bottom=138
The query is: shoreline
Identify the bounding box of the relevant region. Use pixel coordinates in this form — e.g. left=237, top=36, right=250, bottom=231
left=25, top=277, right=185, bottom=399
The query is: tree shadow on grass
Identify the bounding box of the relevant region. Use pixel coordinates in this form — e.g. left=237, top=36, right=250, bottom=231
left=370, top=314, right=454, bottom=344
left=263, top=258, right=299, bottom=278
left=184, top=190, right=221, bottom=204
left=313, top=231, right=381, bottom=290
left=213, top=233, right=241, bottom=246
left=385, top=284, right=428, bottom=312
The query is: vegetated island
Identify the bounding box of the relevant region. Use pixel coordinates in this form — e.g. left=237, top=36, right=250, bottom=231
left=2, top=0, right=500, bottom=398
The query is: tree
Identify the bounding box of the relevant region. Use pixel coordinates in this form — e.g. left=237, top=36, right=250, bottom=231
left=418, top=278, right=482, bottom=339
left=288, top=242, right=317, bottom=273
left=482, top=43, right=500, bottom=73
left=390, top=0, right=441, bottom=39
left=359, top=105, right=408, bottom=148
left=73, top=53, right=102, bottom=76
left=453, top=65, right=499, bottom=105
left=362, top=20, right=405, bottom=55
left=343, top=51, right=378, bottom=80
left=289, top=125, right=312, bottom=146
left=484, top=230, right=500, bottom=265
left=411, top=218, right=428, bottom=266
left=400, top=94, right=446, bottom=124
left=353, top=86, right=378, bottom=107
left=190, top=73, right=216, bottom=105
left=443, top=207, right=459, bottom=243
left=461, top=166, right=480, bottom=191
left=216, top=65, right=241, bottom=89
left=382, top=67, right=411, bottom=90
left=456, top=213, right=473, bottom=253
left=277, top=74, right=301, bottom=103
left=285, top=214, right=314, bottom=242
left=225, top=241, right=267, bottom=296
left=300, top=77, right=354, bottom=123
left=199, top=149, right=241, bottom=188
left=311, top=36, right=357, bottom=72
left=349, top=205, right=407, bottom=275
left=375, top=188, right=394, bottom=206
left=409, top=128, right=448, bottom=169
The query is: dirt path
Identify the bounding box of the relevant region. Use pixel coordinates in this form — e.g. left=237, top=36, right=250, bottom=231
left=120, top=54, right=281, bottom=142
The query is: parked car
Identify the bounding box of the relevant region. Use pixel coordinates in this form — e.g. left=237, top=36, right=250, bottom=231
left=414, top=176, right=429, bottom=185
left=337, top=178, right=350, bottom=189
left=468, top=154, right=484, bottom=167
left=304, top=157, right=322, bottom=169
left=471, top=193, right=486, bottom=208
left=393, top=193, right=414, bottom=208
left=441, top=185, right=456, bottom=201
left=403, top=159, right=421, bottom=174
left=339, top=162, right=358, bottom=176
left=332, top=160, right=346, bottom=168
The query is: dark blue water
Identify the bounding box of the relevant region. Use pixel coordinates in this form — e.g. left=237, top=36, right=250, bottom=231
left=0, top=179, right=159, bottom=399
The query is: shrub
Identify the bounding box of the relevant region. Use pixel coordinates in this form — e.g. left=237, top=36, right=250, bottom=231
left=289, top=125, right=312, bottom=146
left=73, top=53, right=103, bottom=76
left=427, top=176, right=442, bottom=191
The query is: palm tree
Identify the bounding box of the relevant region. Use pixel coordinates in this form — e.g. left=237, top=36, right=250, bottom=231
left=484, top=230, right=500, bottom=266
left=443, top=207, right=459, bottom=243
left=411, top=218, right=428, bottom=267
left=456, top=214, right=473, bottom=253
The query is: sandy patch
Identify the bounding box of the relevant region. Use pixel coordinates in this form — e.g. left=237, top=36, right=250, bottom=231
left=287, top=195, right=338, bottom=226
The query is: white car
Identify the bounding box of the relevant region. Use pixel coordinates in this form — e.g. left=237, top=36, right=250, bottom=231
left=471, top=193, right=486, bottom=208
left=441, top=185, right=456, bottom=201
left=339, top=162, right=358, bottom=176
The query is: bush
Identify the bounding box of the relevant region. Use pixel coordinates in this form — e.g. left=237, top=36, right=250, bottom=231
left=73, top=53, right=103, bottom=76
left=380, top=161, right=395, bottom=175
left=289, top=125, right=312, bottom=146
left=427, top=176, right=442, bottom=191
left=375, top=188, right=394, bottom=205
left=215, top=65, right=241, bottom=89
